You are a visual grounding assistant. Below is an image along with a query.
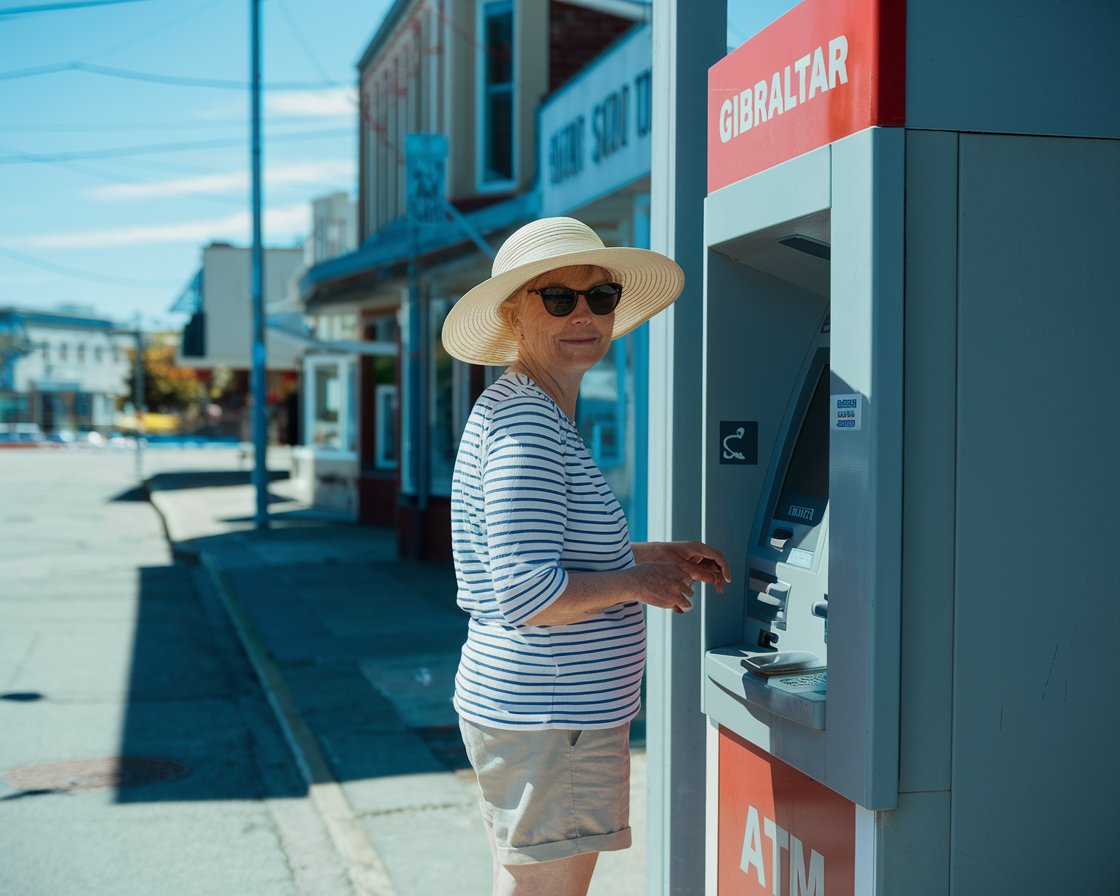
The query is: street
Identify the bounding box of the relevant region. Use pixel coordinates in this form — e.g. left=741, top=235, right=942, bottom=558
left=0, top=447, right=354, bottom=896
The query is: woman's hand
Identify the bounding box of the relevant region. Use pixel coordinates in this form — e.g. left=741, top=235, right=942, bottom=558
left=623, top=561, right=704, bottom=614
left=633, top=541, right=732, bottom=594
left=628, top=540, right=732, bottom=613
left=521, top=541, right=732, bottom=625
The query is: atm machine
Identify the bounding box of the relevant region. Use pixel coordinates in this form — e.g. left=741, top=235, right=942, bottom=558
left=691, top=0, right=1120, bottom=893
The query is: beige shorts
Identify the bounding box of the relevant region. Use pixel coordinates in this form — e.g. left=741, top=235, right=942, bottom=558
left=458, top=718, right=633, bottom=865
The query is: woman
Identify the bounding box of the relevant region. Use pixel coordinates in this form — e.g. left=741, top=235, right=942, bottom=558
left=441, top=217, right=730, bottom=896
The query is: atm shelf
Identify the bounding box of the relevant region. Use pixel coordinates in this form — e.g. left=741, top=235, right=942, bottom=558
left=705, top=646, right=827, bottom=730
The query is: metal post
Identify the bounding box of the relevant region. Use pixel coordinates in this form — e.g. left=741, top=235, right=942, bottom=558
left=646, top=1, right=726, bottom=894
left=133, top=314, right=146, bottom=481
left=405, top=225, right=426, bottom=557
left=250, top=0, right=268, bottom=529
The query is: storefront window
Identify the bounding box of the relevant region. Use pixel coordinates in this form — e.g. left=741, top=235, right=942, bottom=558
left=374, top=384, right=398, bottom=469
left=311, top=363, right=342, bottom=448
left=480, top=0, right=514, bottom=185
left=364, top=313, right=398, bottom=470
left=429, top=297, right=465, bottom=495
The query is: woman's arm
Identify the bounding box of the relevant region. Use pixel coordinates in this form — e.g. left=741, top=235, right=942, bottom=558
left=523, top=541, right=732, bottom=626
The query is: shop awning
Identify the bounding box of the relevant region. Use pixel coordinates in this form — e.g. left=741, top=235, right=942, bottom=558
left=299, top=191, right=540, bottom=311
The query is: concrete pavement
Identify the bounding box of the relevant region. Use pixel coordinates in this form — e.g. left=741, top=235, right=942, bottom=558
left=0, top=447, right=356, bottom=895
left=144, top=448, right=648, bottom=895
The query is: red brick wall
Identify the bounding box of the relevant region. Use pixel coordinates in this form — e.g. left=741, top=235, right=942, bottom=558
left=549, top=2, right=635, bottom=93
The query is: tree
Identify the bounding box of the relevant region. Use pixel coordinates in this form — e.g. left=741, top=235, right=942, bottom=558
left=123, top=342, right=207, bottom=414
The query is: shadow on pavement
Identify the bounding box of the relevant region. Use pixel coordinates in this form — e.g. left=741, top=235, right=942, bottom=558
left=146, top=470, right=288, bottom=492
left=116, top=562, right=307, bottom=804
left=123, top=471, right=474, bottom=807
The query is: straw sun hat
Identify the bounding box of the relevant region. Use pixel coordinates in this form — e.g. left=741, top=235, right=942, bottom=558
left=440, top=217, right=685, bottom=366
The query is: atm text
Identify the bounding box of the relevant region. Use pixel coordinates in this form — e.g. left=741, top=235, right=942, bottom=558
left=740, top=804, right=825, bottom=895
left=787, top=505, right=815, bottom=522
left=718, top=36, right=849, bottom=143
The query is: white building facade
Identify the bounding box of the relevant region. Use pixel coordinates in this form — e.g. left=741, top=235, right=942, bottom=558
left=0, top=307, right=132, bottom=436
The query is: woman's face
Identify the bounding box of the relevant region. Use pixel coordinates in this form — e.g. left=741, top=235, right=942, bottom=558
left=510, top=265, right=616, bottom=375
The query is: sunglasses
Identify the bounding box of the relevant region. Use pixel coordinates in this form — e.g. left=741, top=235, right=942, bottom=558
left=527, top=282, right=622, bottom=317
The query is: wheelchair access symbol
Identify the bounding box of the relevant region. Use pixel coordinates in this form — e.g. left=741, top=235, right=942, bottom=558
left=719, top=421, right=758, bottom=465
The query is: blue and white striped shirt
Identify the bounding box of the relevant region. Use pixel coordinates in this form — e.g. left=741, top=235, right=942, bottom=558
left=451, top=372, right=644, bottom=730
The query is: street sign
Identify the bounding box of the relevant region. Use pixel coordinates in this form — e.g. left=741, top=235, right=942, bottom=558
left=406, top=133, right=449, bottom=227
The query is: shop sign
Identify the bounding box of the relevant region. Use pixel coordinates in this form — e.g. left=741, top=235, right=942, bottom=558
left=406, top=133, right=448, bottom=227
left=718, top=727, right=855, bottom=895
left=539, top=25, right=652, bottom=217
left=708, top=0, right=904, bottom=192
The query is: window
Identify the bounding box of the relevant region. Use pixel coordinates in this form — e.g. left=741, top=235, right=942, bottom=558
left=76, top=343, right=86, bottom=363
left=311, top=363, right=342, bottom=449
left=363, top=312, right=399, bottom=470
left=375, top=384, right=398, bottom=470
left=59, top=343, right=68, bottom=362
left=429, top=297, right=467, bottom=495
left=94, top=345, right=103, bottom=363
left=479, top=0, right=514, bottom=186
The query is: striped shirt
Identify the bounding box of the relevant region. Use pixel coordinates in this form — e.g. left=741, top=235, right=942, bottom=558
left=450, top=372, right=644, bottom=730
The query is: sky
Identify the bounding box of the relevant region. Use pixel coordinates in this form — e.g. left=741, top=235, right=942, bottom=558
left=0, top=0, right=392, bottom=330
left=0, top=0, right=795, bottom=332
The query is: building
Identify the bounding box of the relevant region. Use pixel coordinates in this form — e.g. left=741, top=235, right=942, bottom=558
left=0, top=306, right=132, bottom=437
left=299, top=0, right=655, bottom=558
left=284, top=192, right=366, bottom=516
left=172, top=242, right=304, bottom=442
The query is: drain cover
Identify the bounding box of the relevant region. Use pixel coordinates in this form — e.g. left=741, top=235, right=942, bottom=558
left=6, top=757, right=187, bottom=792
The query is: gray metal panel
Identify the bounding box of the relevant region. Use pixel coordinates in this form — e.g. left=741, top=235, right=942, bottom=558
left=706, top=146, right=831, bottom=252
left=899, top=129, right=958, bottom=795
left=828, top=127, right=904, bottom=810
left=875, top=791, right=951, bottom=895
left=645, top=1, right=727, bottom=894
left=953, top=134, right=1120, bottom=894
left=906, top=0, right=1120, bottom=139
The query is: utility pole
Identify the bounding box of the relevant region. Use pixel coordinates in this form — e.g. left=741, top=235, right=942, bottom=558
left=133, top=313, right=145, bottom=481
left=249, top=0, right=268, bottom=529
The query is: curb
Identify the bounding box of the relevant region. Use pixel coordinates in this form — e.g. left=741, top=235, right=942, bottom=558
left=199, top=552, right=396, bottom=896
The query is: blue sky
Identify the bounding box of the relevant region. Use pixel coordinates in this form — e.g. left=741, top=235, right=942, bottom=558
left=0, top=0, right=392, bottom=329
left=0, top=0, right=795, bottom=331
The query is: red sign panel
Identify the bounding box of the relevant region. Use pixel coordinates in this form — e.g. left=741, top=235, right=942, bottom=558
left=707, top=0, right=904, bottom=193
left=718, top=727, right=856, bottom=896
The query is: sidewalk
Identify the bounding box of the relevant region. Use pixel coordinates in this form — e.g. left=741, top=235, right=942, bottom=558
left=146, top=464, right=646, bottom=896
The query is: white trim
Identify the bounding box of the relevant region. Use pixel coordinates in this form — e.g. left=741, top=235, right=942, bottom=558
left=705, top=719, right=721, bottom=896
left=855, top=805, right=878, bottom=895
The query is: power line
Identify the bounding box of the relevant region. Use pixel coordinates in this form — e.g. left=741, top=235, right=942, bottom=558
left=0, top=60, right=343, bottom=89
left=274, top=0, right=334, bottom=84
left=0, top=0, right=155, bottom=15
left=0, top=145, right=249, bottom=206
left=0, top=127, right=354, bottom=164
left=81, top=0, right=224, bottom=64
left=0, top=113, right=344, bottom=133
left=0, top=244, right=181, bottom=288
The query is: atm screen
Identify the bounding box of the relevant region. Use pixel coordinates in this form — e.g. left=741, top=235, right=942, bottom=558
left=774, top=364, right=829, bottom=527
